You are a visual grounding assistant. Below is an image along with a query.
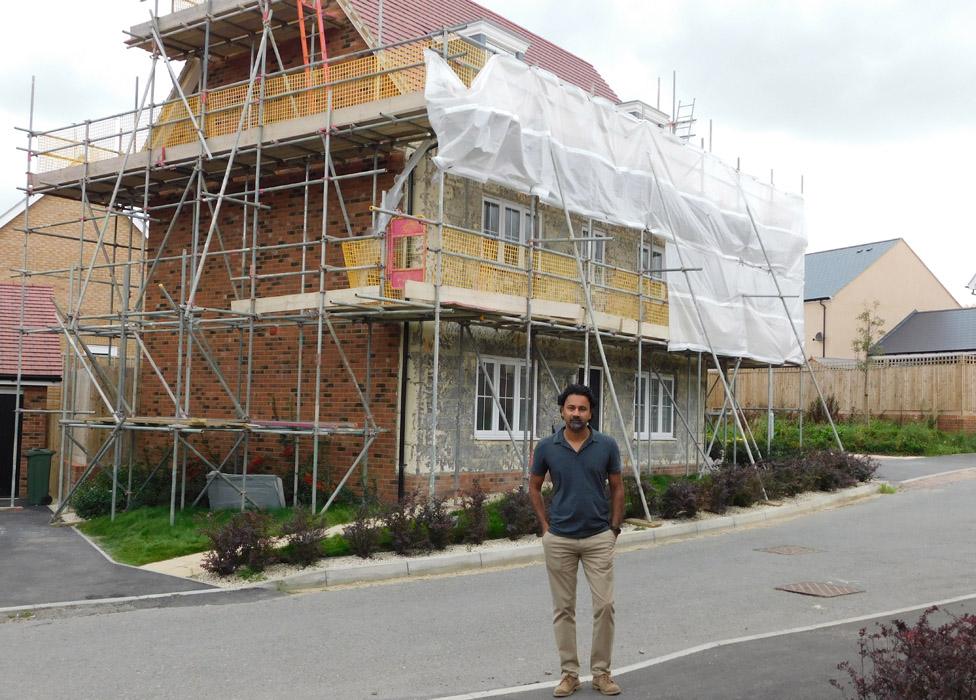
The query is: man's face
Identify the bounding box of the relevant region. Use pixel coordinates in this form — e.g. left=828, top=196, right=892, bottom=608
left=560, top=394, right=592, bottom=432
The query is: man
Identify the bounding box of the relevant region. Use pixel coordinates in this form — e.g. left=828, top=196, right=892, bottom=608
left=530, top=383, right=625, bottom=697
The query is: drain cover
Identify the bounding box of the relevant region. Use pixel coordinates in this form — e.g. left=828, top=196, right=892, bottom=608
left=776, top=581, right=864, bottom=598
left=757, top=545, right=818, bottom=555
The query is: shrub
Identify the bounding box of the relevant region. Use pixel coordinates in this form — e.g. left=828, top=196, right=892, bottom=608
left=383, top=492, right=427, bottom=556
left=498, top=486, right=540, bottom=539
left=279, top=508, right=326, bottom=567
left=459, top=480, right=489, bottom=545
left=199, top=511, right=274, bottom=576
left=623, top=475, right=661, bottom=519
left=343, top=507, right=379, bottom=559
left=704, top=463, right=764, bottom=513
left=806, top=394, right=841, bottom=424
left=660, top=481, right=699, bottom=519
left=831, top=606, right=976, bottom=699
left=763, top=458, right=814, bottom=499
left=416, top=497, right=453, bottom=551
left=71, top=469, right=125, bottom=520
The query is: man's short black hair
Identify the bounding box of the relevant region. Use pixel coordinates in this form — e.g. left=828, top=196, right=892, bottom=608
left=558, top=383, right=595, bottom=409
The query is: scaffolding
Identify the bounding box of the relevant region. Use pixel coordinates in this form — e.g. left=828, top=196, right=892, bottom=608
left=9, top=0, right=841, bottom=520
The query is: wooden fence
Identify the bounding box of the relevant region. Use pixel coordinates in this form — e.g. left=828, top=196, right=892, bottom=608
left=707, top=354, right=976, bottom=420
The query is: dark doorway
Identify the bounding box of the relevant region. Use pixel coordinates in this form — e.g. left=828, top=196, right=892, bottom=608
left=0, top=393, right=22, bottom=499
left=576, top=367, right=602, bottom=431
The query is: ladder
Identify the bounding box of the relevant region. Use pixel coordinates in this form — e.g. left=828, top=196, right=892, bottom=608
left=296, top=0, right=330, bottom=83
left=673, top=98, right=696, bottom=141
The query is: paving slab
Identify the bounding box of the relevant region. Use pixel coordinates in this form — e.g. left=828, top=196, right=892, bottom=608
left=0, top=506, right=212, bottom=608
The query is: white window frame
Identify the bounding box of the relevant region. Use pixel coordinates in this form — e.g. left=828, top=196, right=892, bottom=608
left=482, top=197, right=536, bottom=266
left=582, top=226, right=608, bottom=286
left=640, top=241, right=666, bottom=280
left=474, top=355, right=536, bottom=440
left=458, top=20, right=531, bottom=57
left=633, top=372, right=676, bottom=440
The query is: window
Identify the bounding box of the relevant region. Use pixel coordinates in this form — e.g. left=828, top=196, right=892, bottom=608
left=633, top=373, right=674, bottom=439
left=640, top=242, right=666, bottom=280
left=458, top=20, right=531, bottom=57
left=475, top=357, right=533, bottom=439
left=482, top=197, right=534, bottom=266
left=582, top=226, right=607, bottom=286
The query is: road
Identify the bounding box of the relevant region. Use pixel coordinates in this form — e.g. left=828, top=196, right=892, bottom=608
left=0, top=455, right=973, bottom=699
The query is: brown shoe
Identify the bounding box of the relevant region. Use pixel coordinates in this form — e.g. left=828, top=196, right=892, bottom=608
left=592, top=673, right=622, bottom=695
left=552, top=673, right=581, bottom=697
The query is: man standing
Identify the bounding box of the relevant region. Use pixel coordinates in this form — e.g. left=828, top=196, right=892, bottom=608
left=530, top=383, right=624, bottom=697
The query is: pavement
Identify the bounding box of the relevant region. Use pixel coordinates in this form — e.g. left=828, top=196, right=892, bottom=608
left=873, top=452, right=976, bottom=482
left=1, top=457, right=974, bottom=698
left=0, top=505, right=212, bottom=608
left=475, top=598, right=976, bottom=700
left=0, top=452, right=971, bottom=611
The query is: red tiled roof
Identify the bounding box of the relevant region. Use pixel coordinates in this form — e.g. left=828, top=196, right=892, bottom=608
left=346, top=0, right=620, bottom=102
left=0, top=283, right=62, bottom=379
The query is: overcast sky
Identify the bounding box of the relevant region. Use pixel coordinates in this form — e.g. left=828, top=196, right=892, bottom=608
left=1, top=0, right=973, bottom=303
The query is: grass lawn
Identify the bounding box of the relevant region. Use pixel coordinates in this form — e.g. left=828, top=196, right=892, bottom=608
left=77, top=503, right=357, bottom=566
left=714, top=418, right=976, bottom=458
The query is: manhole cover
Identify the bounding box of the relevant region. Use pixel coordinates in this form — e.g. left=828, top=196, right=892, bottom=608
left=776, top=581, right=864, bottom=598
left=757, top=545, right=818, bottom=555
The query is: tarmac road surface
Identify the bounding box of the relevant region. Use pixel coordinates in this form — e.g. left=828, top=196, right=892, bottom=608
left=0, top=456, right=973, bottom=699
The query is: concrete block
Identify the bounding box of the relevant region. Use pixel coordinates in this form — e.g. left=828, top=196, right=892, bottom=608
left=480, top=545, right=544, bottom=568
left=618, top=528, right=655, bottom=546
left=732, top=511, right=767, bottom=527
left=325, top=560, right=409, bottom=586
left=655, top=521, right=698, bottom=540
left=406, top=552, right=482, bottom=576
left=274, top=569, right=329, bottom=592
left=697, top=516, right=734, bottom=533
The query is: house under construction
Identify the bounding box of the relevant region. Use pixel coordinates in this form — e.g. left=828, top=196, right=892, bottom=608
left=13, top=0, right=839, bottom=520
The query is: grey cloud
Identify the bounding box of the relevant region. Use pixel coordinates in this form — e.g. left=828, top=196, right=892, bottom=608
left=487, top=0, right=976, bottom=142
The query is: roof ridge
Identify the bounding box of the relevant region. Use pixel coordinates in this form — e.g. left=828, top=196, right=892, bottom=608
left=806, top=238, right=900, bottom=256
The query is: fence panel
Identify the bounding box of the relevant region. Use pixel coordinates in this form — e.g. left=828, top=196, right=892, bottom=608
left=708, top=355, right=976, bottom=419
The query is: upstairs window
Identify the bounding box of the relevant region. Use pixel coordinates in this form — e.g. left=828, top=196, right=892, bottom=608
left=482, top=197, right=535, bottom=267
left=582, top=226, right=607, bottom=286
left=641, top=242, right=666, bottom=280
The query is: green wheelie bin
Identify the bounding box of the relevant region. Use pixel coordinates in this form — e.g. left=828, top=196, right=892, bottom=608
left=26, top=448, right=55, bottom=506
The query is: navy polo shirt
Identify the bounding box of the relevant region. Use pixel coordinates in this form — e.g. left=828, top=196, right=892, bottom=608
left=531, top=428, right=622, bottom=539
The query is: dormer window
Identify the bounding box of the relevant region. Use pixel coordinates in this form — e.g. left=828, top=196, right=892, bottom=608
left=459, top=20, right=530, bottom=57
left=616, top=100, right=670, bottom=129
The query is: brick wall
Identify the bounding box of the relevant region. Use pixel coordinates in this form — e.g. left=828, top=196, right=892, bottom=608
left=937, top=414, right=976, bottom=434
left=16, top=385, right=49, bottom=497
left=0, top=195, right=140, bottom=320
left=138, top=147, right=405, bottom=502
left=203, top=14, right=368, bottom=88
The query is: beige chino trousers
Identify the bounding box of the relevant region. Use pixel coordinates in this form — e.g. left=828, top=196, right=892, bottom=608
left=542, top=528, right=616, bottom=677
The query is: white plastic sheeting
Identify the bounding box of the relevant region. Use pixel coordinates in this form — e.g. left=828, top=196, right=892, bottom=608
left=423, top=50, right=806, bottom=365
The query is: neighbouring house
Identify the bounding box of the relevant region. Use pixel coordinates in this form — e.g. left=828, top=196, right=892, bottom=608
left=803, top=238, right=959, bottom=360
left=25, top=0, right=803, bottom=511
left=0, top=193, right=142, bottom=498
left=0, top=284, right=61, bottom=500
left=877, top=307, right=976, bottom=358
left=967, top=272, right=976, bottom=296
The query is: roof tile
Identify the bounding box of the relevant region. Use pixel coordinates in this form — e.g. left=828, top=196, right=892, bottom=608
left=0, top=283, right=62, bottom=379
left=878, top=307, right=976, bottom=355
left=346, top=0, right=619, bottom=102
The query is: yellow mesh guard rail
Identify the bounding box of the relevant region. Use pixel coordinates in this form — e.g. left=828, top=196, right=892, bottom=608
left=339, top=227, right=667, bottom=326
left=35, top=36, right=488, bottom=172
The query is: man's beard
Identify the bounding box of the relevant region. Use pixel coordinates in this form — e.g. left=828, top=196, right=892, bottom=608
left=567, top=418, right=586, bottom=430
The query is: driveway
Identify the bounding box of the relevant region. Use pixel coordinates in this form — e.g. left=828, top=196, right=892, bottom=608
left=0, top=505, right=212, bottom=608
left=874, top=452, right=976, bottom=482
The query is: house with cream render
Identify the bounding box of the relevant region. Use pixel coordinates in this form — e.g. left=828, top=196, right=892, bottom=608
left=803, top=238, right=960, bottom=360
